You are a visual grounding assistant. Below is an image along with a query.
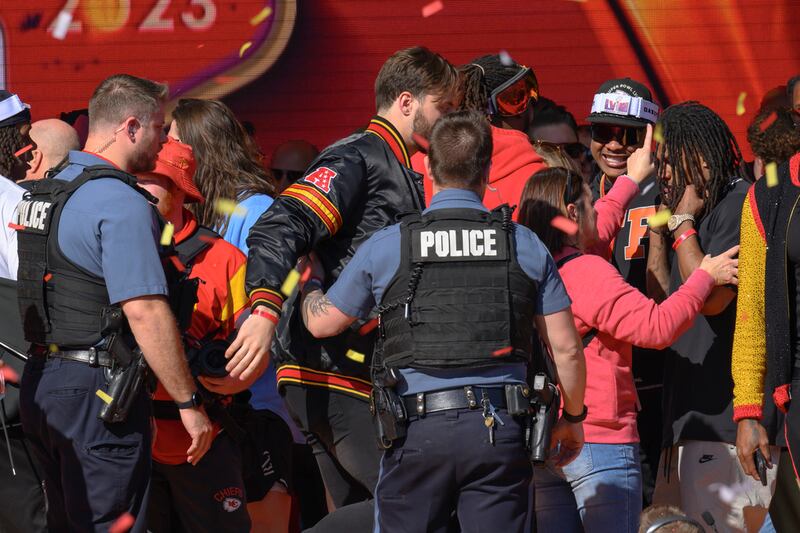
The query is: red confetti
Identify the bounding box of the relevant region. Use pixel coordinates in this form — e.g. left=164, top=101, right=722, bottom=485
left=299, top=261, right=312, bottom=284
left=550, top=215, right=578, bottom=236
left=358, top=318, right=379, bottom=336
left=421, top=0, right=444, bottom=17
left=14, top=144, right=33, bottom=158
left=0, top=365, right=19, bottom=384
left=758, top=111, right=778, bottom=132
left=109, top=512, right=135, bottom=533
left=492, top=346, right=513, bottom=357
left=43, top=273, right=52, bottom=282
left=7, top=223, right=24, bottom=231
left=412, top=133, right=430, bottom=153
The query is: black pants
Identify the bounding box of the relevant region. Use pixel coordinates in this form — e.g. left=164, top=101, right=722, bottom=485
left=375, top=406, right=532, bottom=533
left=148, top=433, right=251, bottom=533
left=20, top=357, right=151, bottom=533
left=282, top=384, right=381, bottom=533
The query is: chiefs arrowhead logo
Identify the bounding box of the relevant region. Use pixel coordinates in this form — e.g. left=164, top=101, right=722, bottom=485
left=0, top=1, right=296, bottom=119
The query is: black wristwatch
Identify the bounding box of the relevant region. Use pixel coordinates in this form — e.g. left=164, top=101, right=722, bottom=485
left=175, top=391, right=204, bottom=410
left=563, top=405, right=588, bottom=423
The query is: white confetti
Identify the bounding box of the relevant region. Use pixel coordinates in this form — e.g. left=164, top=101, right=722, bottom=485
left=51, top=10, right=72, bottom=40
left=641, top=182, right=655, bottom=196
left=499, top=50, right=513, bottom=66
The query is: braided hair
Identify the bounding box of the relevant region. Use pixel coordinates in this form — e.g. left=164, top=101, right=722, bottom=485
left=460, top=54, right=528, bottom=116
left=0, top=125, right=27, bottom=179
left=656, top=102, right=748, bottom=214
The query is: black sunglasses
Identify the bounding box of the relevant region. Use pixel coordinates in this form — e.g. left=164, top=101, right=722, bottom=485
left=591, top=124, right=645, bottom=146
left=271, top=168, right=304, bottom=183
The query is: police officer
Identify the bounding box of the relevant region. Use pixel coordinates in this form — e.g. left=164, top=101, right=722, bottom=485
left=16, top=74, right=213, bottom=532
left=229, top=47, right=459, bottom=531
left=300, top=110, right=587, bottom=532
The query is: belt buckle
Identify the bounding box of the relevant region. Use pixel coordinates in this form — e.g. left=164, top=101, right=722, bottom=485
left=464, top=386, right=477, bottom=409
left=87, top=347, right=98, bottom=367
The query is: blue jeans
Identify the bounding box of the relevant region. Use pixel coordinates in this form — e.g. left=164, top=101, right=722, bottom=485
left=534, top=442, right=642, bottom=533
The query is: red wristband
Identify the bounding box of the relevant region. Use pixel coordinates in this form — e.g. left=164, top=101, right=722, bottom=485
left=672, top=228, right=698, bottom=250
left=252, top=307, right=279, bottom=325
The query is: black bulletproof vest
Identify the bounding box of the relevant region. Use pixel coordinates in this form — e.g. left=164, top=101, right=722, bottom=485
left=378, top=206, right=538, bottom=369
left=15, top=166, right=155, bottom=347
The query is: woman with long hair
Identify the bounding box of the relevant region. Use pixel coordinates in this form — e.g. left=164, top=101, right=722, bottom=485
left=169, top=98, right=291, bottom=533
left=519, top=127, right=739, bottom=533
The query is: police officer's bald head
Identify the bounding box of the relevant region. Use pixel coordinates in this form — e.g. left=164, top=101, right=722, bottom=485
left=427, top=110, right=493, bottom=193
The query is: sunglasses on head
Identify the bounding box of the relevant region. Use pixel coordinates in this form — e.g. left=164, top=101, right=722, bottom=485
left=533, top=140, right=586, bottom=159
left=489, top=67, right=539, bottom=117
left=271, top=168, right=304, bottom=184
left=591, top=124, right=645, bottom=146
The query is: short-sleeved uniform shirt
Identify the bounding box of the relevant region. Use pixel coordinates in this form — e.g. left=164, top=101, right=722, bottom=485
left=55, top=151, right=167, bottom=303
left=662, top=178, right=749, bottom=446
left=0, top=176, right=23, bottom=280
left=326, top=188, right=572, bottom=395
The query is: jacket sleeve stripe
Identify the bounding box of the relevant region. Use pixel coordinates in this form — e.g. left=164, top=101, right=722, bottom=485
left=249, top=288, right=284, bottom=312
left=281, top=184, right=343, bottom=235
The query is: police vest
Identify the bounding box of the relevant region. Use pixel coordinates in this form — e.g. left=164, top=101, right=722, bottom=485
left=377, top=206, right=538, bottom=369
left=15, top=166, right=156, bottom=348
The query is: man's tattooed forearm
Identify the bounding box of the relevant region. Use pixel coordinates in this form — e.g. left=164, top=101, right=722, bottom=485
left=302, top=291, right=333, bottom=329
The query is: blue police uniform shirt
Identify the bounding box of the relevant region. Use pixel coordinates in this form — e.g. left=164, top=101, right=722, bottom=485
left=222, top=192, right=306, bottom=443
left=56, top=151, right=168, bottom=304
left=326, top=188, right=572, bottom=395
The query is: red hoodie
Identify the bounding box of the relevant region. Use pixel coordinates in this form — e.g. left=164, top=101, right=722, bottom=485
left=554, top=177, right=715, bottom=443
left=412, top=125, right=546, bottom=220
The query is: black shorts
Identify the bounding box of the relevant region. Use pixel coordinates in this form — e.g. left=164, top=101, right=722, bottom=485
left=239, top=408, right=294, bottom=502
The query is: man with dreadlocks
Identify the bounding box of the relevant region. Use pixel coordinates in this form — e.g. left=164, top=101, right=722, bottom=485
left=412, top=53, right=546, bottom=217
left=648, top=102, right=777, bottom=533
left=0, top=90, right=31, bottom=279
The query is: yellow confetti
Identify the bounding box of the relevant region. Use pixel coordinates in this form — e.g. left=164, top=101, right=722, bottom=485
left=345, top=349, right=366, bottom=363
left=765, top=162, right=778, bottom=187
left=250, top=7, right=273, bottom=25
left=48, top=343, right=59, bottom=353
left=160, top=223, right=174, bottom=246
left=239, top=41, right=253, bottom=58
left=281, top=269, right=301, bottom=297
left=213, top=199, right=247, bottom=217
left=648, top=209, right=672, bottom=228
left=653, top=122, right=664, bottom=144
left=96, top=389, right=113, bottom=404
left=736, top=92, right=747, bottom=116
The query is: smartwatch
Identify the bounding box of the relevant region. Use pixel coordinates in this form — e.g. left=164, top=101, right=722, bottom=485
left=175, top=391, right=204, bottom=410
left=563, top=405, right=588, bottom=423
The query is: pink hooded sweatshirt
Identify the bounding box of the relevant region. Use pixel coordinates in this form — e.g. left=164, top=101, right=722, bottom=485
left=556, top=176, right=715, bottom=443
left=412, top=126, right=546, bottom=220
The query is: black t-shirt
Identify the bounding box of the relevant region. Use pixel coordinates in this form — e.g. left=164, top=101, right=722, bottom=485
left=662, top=178, right=749, bottom=445
left=788, top=201, right=800, bottom=363
left=591, top=173, right=664, bottom=388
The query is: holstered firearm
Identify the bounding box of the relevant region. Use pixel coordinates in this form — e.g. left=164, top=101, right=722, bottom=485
left=98, top=333, right=148, bottom=424
left=370, top=367, right=407, bottom=449
left=527, top=372, right=560, bottom=464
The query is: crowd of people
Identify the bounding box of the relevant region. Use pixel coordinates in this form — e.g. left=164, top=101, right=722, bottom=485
left=0, top=45, right=798, bottom=533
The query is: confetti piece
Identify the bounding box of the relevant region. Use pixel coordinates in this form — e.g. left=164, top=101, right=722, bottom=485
left=499, top=50, right=513, bottom=67
left=281, top=269, right=301, bottom=296
left=550, top=215, right=578, bottom=235
left=358, top=318, right=379, bottom=336
left=51, top=10, right=72, bottom=40
left=49, top=343, right=58, bottom=353
left=197, top=44, right=205, bottom=49
left=109, top=512, right=135, bottom=533
left=648, top=209, right=672, bottom=228
left=758, top=111, right=778, bottom=132
left=412, top=133, right=429, bottom=153
left=213, top=199, right=247, bottom=217
left=345, top=349, right=366, bottom=363
left=765, top=162, right=778, bottom=187
left=160, top=223, right=174, bottom=246
left=0, top=365, right=20, bottom=384
left=96, top=389, right=113, bottom=404
left=421, top=0, right=444, bottom=17
left=736, top=92, right=747, bottom=116
left=14, top=144, right=33, bottom=158
left=641, top=181, right=655, bottom=196
left=239, top=41, right=253, bottom=58
left=250, top=6, right=273, bottom=25
left=492, top=346, right=513, bottom=357
left=653, top=122, right=664, bottom=144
